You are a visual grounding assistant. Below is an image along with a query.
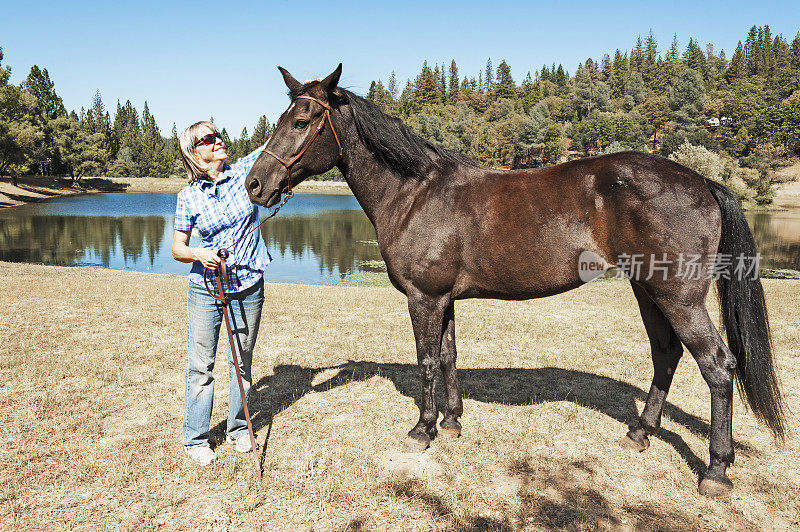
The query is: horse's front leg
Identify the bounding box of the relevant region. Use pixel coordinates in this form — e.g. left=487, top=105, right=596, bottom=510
left=404, top=291, right=450, bottom=452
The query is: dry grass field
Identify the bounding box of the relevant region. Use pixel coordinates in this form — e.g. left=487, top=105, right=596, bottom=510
left=1, top=262, right=798, bottom=530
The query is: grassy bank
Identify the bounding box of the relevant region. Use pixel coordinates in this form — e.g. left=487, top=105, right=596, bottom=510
left=1, top=262, right=798, bottom=529
left=0, top=175, right=351, bottom=209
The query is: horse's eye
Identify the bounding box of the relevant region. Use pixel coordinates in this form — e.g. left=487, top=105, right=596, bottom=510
left=295, top=119, right=309, bottom=129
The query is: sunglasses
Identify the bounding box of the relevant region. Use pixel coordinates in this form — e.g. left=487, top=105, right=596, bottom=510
left=195, top=131, right=222, bottom=147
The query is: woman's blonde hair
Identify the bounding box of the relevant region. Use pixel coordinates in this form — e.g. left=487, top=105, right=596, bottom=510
left=179, top=121, right=217, bottom=182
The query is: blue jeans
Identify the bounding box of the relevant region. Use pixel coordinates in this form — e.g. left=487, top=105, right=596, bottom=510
left=183, top=278, right=264, bottom=447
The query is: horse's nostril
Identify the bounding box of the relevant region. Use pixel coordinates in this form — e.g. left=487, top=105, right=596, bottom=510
left=248, top=178, right=260, bottom=192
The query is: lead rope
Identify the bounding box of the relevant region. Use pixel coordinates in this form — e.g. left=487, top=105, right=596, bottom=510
left=203, top=250, right=261, bottom=477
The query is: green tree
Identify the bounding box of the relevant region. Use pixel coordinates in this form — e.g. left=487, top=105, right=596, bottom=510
left=413, top=61, right=440, bottom=109
left=139, top=101, right=169, bottom=177
left=251, top=115, right=272, bottom=146
left=495, top=60, right=515, bottom=99
left=484, top=58, right=493, bottom=92
left=683, top=38, right=707, bottom=77
left=638, top=94, right=670, bottom=149
left=0, top=83, right=42, bottom=176
left=625, top=71, right=646, bottom=109
left=668, top=68, right=706, bottom=130
left=447, top=60, right=459, bottom=103
left=728, top=126, right=751, bottom=157
left=238, top=126, right=251, bottom=159
left=727, top=41, right=748, bottom=80
left=51, top=116, right=107, bottom=184
left=387, top=71, right=398, bottom=101
left=23, top=65, right=65, bottom=120
left=573, top=67, right=611, bottom=118
left=541, top=122, right=564, bottom=164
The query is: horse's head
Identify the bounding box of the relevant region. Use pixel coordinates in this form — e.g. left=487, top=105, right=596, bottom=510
left=246, top=64, right=344, bottom=207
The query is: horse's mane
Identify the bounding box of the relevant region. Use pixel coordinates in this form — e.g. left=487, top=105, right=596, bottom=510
left=288, top=86, right=476, bottom=180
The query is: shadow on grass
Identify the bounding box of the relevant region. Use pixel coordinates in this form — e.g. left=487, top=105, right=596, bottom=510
left=343, top=457, right=753, bottom=531
left=211, top=361, right=758, bottom=480
left=76, top=177, right=128, bottom=192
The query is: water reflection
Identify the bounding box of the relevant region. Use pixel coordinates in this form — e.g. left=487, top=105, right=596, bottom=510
left=0, top=215, right=166, bottom=268
left=0, top=193, right=382, bottom=283
left=261, top=212, right=383, bottom=277
left=746, top=212, right=800, bottom=270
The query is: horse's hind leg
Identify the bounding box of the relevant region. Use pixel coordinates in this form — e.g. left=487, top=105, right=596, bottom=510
left=649, top=291, right=737, bottom=497
left=438, top=302, right=463, bottom=438
left=621, top=283, right=683, bottom=451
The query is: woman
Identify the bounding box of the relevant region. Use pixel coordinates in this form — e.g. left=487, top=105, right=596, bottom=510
left=172, top=121, right=269, bottom=466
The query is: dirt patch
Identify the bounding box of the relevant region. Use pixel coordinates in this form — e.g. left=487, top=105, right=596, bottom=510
left=774, top=163, right=800, bottom=209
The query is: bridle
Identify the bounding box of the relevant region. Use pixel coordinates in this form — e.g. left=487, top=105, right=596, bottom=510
left=224, top=94, right=344, bottom=256
left=264, top=94, right=343, bottom=198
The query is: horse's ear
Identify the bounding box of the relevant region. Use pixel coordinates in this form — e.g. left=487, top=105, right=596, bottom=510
left=321, top=63, right=342, bottom=92
left=278, top=66, right=302, bottom=94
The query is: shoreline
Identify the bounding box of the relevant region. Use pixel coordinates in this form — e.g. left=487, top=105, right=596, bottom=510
left=0, top=175, right=352, bottom=209
left=3, top=169, right=799, bottom=211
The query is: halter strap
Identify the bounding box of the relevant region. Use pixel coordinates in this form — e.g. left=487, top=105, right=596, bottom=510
left=264, top=95, right=343, bottom=196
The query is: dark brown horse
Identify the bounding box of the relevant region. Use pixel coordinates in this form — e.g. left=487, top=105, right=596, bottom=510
left=245, top=65, right=786, bottom=497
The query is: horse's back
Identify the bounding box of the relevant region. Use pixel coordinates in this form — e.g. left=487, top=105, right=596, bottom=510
left=445, top=152, right=722, bottom=299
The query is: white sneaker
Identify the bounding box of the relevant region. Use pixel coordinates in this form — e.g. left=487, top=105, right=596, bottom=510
left=226, top=433, right=255, bottom=453
left=185, top=444, right=216, bottom=466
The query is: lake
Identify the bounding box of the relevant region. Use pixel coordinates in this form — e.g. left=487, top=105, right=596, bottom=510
left=0, top=193, right=384, bottom=284
left=0, top=192, right=798, bottom=284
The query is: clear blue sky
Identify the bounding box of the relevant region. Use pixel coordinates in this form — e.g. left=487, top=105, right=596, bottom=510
left=3, top=1, right=798, bottom=136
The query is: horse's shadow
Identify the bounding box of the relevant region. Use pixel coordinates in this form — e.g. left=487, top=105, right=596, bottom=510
left=210, top=361, right=757, bottom=475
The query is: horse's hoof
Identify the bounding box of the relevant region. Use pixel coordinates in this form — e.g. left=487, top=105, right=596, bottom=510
left=699, top=477, right=733, bottom=498
left=439, top=427, right=461, bottom=439
left=619, top=434, right=649, bottom=452
left=402, top=434, right=430, bottom=453
left=439, top=420, right=461, bottom=440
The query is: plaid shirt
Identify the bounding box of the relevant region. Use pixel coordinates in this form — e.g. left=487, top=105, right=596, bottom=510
left=175, top=146, right=270, bottom=292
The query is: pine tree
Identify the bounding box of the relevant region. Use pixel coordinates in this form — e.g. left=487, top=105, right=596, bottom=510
left=611, top=50, right=629, bottom=96
left=448, top=60, right=459, bottom=103
left=140, top=101, right=168, bottom=177
left=626, top=71, right=646, bottom=106
left=438, top=64, right=447, bottom=102
left=683, top=38, right=707, bottom=77
left=23, top=65, right=66, bottom=119
left=485, top=58, right=493, bottom=91
left=387, top=71, right=398, bottom=101
left=414, top=61, right=440, bottom=108
left=238, top=127, right=251, bottom=160
left=727, top=41, right=747, bottom=79
left=251, top=115, right=271, bottom=146
left=643, top=30, right=658, bottom=84
left=666, top=34, right=680, bottom=62
left=744, top=25, right=760, bottom=75
left=631, top=35, right=645, bottom=72
left=790, top=33, right=800, bottom=71
left=495, top=60, right=515, bottom=99
left=554, top=65, right=568, bottom=87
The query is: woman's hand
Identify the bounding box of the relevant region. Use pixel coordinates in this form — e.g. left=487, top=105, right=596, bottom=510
left=193, top=248, right=222, bottom=270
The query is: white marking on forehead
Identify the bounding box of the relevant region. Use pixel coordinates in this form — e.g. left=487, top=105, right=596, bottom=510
left=287, top=102, right=296, bottom=113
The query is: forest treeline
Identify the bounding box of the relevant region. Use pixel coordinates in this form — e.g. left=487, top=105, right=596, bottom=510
left=1, top=26, right=799, bottom=204
left=0, top=49, right=275, bottom=184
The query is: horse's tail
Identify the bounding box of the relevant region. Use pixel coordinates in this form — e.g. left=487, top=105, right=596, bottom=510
left=706, top=179, right=786, bottom=439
